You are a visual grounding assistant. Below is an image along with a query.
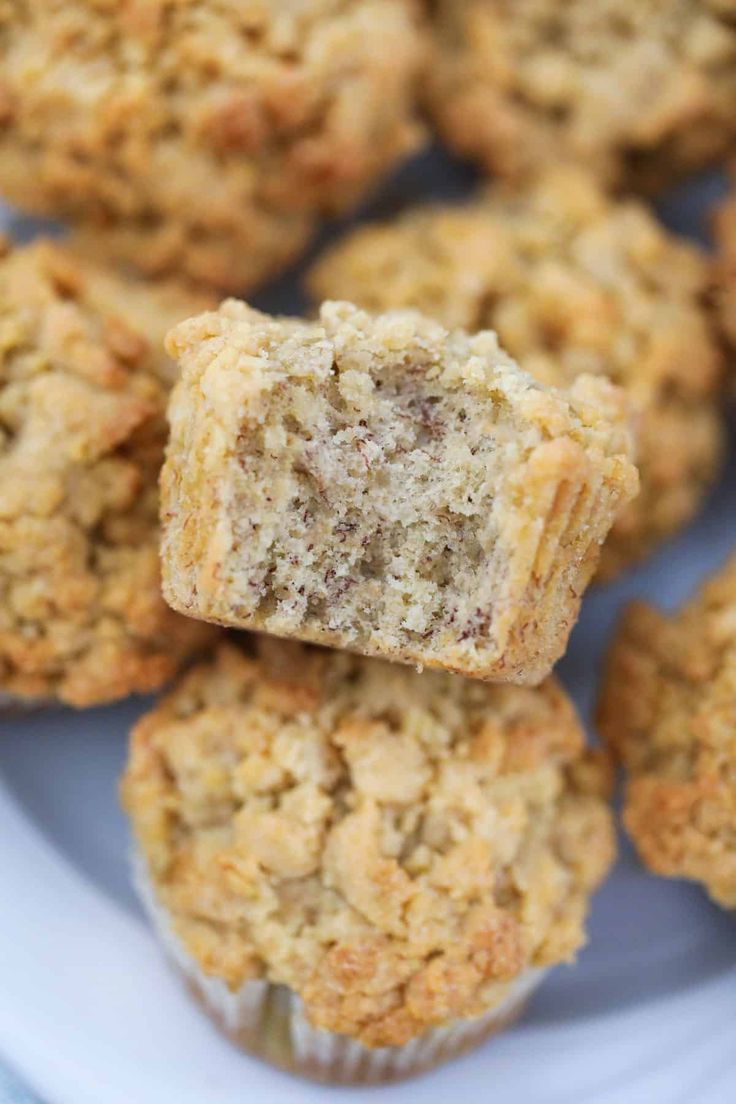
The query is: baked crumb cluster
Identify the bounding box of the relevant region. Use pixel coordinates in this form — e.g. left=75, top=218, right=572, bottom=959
left=0, top=0, right=425, bottom=291
left=426, top=0, right=736, bottom=191
left=161, top=299, right=637, bottom=684
left=598, top=555, right=736, bottom=908
left=122, top=641, right=615, bottom=1047
left=308, top=168, right=724, bottom=578
left=0, top=239, right=213, bottom=707
left=714, top=167, right=736, bottom=351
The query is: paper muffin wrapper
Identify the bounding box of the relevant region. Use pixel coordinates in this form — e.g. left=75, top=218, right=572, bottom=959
left=133, top=852, right=546, bottom=1084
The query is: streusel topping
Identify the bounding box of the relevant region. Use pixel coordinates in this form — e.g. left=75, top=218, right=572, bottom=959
left=123, top=641, right=615, bottom=1047
left=598, top=555, right=736, bottom=907
left=426, top=0, right=736, bottom=191
left=0, top=0, right=425, bottom=290
left=0, top=238, right=214, bottom=706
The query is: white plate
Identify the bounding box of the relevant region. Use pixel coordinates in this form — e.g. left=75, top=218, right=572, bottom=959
left=1, top=158, right=736, bottom=1104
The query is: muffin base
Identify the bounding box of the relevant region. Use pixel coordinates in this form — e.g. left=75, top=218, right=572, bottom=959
left=133, top=853, right=544, bottom=1084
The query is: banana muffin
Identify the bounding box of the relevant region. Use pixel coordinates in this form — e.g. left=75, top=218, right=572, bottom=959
left=425, top=0, right=736, bottom=192
left=160, top=299, right=638, bottom=685
left=0, top=238, right=215, bottom=709
left=0, top=1, right=425, bottom=292
left=122, top=640, right=616, bottom=1084
left=308, top=168, right=724, bottom=578
left=598, top=555, right=736, bottom=908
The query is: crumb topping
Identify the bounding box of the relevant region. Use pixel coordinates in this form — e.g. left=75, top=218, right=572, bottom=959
left=308, top=167, right=724, bottom=578
left=426, top=0, right=736, bottom=191
left=0, top=0, right=425, bottom=290
left=122, top=641, right=615, bottom=1046
left=0, top=238, right=214, bottom=706
left=598, top=555, right=736, bottom=908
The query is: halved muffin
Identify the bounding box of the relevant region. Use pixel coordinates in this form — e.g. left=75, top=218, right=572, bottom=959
left=160, top=299, right=637, bottom=685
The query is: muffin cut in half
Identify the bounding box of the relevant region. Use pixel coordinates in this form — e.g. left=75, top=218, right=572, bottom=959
left=598, top=554, right=736, bottom=909
left=425, top=0, right=736, bottom=193
left=121, top=640, right=616, bottom=1084
left=0, top=238, right=216, bottom=709
left=0, top=0, right=425, bottom=292
left=161, top=300, right=638, bottom=685
left=308, top=167, right=724, bottom=580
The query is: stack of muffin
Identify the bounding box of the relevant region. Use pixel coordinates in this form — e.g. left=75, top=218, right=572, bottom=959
left=1, top=0, right=735, bottom=1086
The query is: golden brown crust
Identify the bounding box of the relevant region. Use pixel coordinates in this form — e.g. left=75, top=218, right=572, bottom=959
left=0, top=238, right=215, bottom=707
left=0, top=0, right=425, bottom=291
left=598, top=555, right=736, bottom=908
left=425, top=0, right=736, bottom=192
left=307, top=168, right=724, bottom=579
left=160, top=298, right=638, bottom=684
left=122, top=641, right=615, bottom=1047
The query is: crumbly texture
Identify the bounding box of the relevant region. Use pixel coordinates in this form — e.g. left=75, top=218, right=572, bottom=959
left=122, top=640, right=615, bottom=1048
left=713, top=166, right=736, bottom=353
left=425, top=0, right=736, bottom=192
left=308, top=168, right=724, bottom=579
left=598, top=555, right=736, bottom=908
left=161, top=299, right=638, bottom=685
left=0, top=238, right=215, bottom=707
left=0, top=1, right=425, bottom=292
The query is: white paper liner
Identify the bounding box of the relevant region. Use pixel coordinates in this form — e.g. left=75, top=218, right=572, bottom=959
left=133, top=851, right=546, bottom=1084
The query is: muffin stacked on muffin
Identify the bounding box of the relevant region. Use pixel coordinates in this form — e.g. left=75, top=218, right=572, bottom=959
left=122, top=640, right=615, bottom=1083
left=117, top=292, right=638, bottom=1080
left=0, top=0, right=426, bottom=291
left=308, top=168, right=724, bottom=578
left=0, top=238, right=215, bottom=708
left=425, top=0, right=736, bottom=191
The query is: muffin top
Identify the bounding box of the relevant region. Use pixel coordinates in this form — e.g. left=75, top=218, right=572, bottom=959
left=598, top=555, right=736, bottom=908
left=122, top=641, right=615, bottom=1047
left=426, top=0, right=736, bottom=191
left=0, top=238, right=213, bottom=706
left=308, top=167, right=723, bottom=578
left=0, top=0, right=426, bottom=290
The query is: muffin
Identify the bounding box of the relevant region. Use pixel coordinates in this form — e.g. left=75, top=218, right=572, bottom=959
left=121, top=640, right=616, bottom=1084
left=308, top=167, right=724, bottom=579
left=425, top=0, right=736, bottom=192
left=0, top=238, right=215, bottom=709
left=714, top=166, right=736, bottom=354
left=0, top=1, right=425, bottom=292
left=160, top=299, right=638, bottom=685
left=598, top=554, right=736, bottom=908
